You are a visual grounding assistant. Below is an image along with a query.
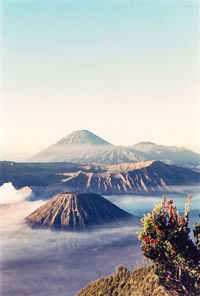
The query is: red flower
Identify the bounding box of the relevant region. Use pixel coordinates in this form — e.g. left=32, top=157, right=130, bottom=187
left=150, top=239, right=158, bottom=246
left=142, top=236, right=150, bottom=242
left=167, top=200, right=173, bottom=207
left=156, top=225, right=159, bottom=230
left=162, top=202, right=165, bottom=208
left=170, top=248, right=175, bottom=254
left=150, top=220, right=153, bottom=223
left=143, top=247, right=147, bottom=252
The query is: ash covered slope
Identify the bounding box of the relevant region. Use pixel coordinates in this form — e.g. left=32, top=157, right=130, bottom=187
left=25, top=192, right=133, bottom=230
left=1, top=160, right=200, bottom=199
left=58, top=161, right=200, bottom=194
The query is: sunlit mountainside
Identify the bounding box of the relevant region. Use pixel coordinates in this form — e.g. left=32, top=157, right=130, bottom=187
left=28, top=130, right=200, bottom=168
left=76, top=265, right=173, bottom=296
left=25, top=192, right=135, bottom=230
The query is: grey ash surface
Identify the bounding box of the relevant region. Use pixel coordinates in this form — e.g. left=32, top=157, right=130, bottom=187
left=25, top=192, right=134, bottom=231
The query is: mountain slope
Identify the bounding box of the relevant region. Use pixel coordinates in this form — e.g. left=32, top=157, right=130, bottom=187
left=130, top=142, right=200, bottom=167
left=29, top=143, right=142, bottom=164
left=76, top=265, right=174, bottom=296
left=29, top=130, right=113, bottom=163
left=25, top=192, right=134, bottom=230
left=58, top=161, right=200, bottom=194
left=1, top=160, right=200, bottom=199
left=77, top=263, right=199, bottom=296
left=28, top=130, right=200, bottom=167
left=58, top=129, right=112, bottom=145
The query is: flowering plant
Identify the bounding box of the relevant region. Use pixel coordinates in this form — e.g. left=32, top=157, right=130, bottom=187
left=138, top=195, right=200, bottom=295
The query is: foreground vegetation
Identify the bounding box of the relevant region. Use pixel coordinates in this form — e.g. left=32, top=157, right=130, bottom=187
left=76, top=265, right=176, bottom=296
left=138, top=196, right=200, bottom=295
left=77, top=196, right=200, bottom=296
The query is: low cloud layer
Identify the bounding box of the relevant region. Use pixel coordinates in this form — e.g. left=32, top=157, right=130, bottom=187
left=0, top=186, right=141, bottom=296
left=0, top=183, right=199, bottom=296
left=0, top=182, right=32, bottom=204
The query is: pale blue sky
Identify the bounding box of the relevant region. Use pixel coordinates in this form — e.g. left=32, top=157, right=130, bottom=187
left=1, top=0, right=199, bottom=160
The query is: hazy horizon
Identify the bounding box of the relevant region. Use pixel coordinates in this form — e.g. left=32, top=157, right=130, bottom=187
left=1, top=0, right=199, bottom=161
left=1, top=128, right=200, bottom=162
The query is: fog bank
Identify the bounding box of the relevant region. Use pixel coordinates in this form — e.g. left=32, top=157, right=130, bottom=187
left=0, top=183, right=199, bottom=296
left=0, top=193, right=141, bottom=296
left=0, top=182, right=32, bottom=204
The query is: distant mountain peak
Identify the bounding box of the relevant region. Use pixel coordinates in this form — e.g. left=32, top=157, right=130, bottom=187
left=28, top=130, right=200, bottom=166
left=58, top=130, right=112, bottom=146
left=134, top=141, right=156, bottom=146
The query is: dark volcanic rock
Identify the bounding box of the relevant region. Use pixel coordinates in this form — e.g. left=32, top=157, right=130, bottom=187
left=55, top=161, right=200, bottom=195
left=2, top=160, right=200, bottom=200
left=1, top=160, right=200, bottom=199
left=25, top=192, right=134, bottom=230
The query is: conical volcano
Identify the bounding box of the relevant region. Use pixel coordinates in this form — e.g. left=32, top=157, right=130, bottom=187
left=28, top=130, right=113, bottom=163
left=58, top=130, right=112, bottom=146
left=25, top=192, right=134, bottom=230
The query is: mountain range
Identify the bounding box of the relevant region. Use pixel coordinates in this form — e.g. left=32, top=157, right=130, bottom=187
left=1, top=160, right=199, bottom=199
left=56, top=160, right=200, bottom=195
left=29, top=130, right=200, bottom=167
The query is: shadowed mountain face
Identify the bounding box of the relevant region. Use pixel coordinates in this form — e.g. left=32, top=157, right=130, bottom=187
left=58, top=161, right=200, bottom=194
left=28, top=130, right=200, bottom=167
left=1, top=160, right=200, bottom=200
left=25, top=192, right=134, bottom=230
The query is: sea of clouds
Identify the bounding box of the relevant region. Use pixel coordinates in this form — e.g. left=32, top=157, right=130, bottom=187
left=0, top=182, right=199, bottom=296
left=0, top=183, right=143, bottom=296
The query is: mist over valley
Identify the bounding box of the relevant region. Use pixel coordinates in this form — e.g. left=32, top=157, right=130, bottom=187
left=0, top=130, right=199, bottom=295
left=0, top=182, right=199, bottom=296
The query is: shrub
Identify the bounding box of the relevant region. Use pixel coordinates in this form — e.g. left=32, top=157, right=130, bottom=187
left=193, top=215, right=200, bottom=248
left=137, top=195, right=200, bottom=295
left=115, top=264, right=128, bottom=274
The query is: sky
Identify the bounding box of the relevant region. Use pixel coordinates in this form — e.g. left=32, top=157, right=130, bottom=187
left=1, top=0, right=200, bottom=160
